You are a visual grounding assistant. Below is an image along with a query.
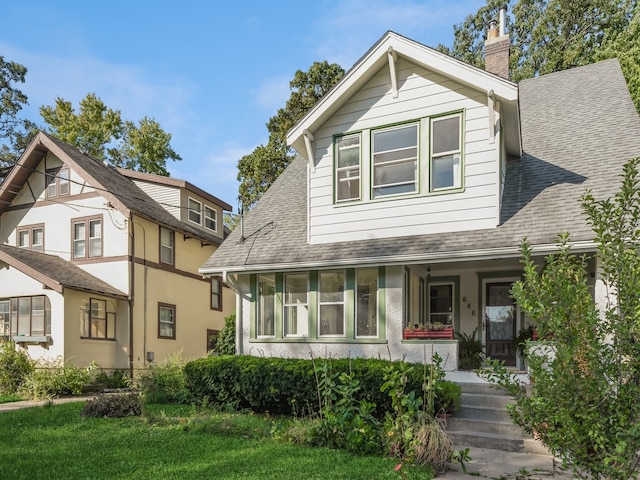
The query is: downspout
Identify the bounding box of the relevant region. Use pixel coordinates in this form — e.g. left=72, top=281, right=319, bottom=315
left=128, top=213, right=135, bottom=377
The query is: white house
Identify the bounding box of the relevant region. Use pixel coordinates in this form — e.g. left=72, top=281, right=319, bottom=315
left=0, top=131, right=235, bottom=372
left=199, top=30, right=640, bottom=371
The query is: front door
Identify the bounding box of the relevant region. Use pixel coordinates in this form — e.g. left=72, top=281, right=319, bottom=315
left=485, top=282, right=517, bottom=366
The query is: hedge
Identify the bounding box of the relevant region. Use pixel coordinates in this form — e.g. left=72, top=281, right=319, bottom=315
left=184, top=355, right=443, bottom=417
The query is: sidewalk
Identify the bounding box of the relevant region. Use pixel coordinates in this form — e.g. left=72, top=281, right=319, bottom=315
left=0, top=396, right=93, bottom=412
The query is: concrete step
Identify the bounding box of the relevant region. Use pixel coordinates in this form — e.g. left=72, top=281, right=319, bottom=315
left=445, top=417, right=526, bottom=437
left=461, top=392, right=514, bottom=409
left=456, top=382, right=508, bottom=395
left=456, top=404, right=513, bottom=422
left=448, top=430, right=549, bottom=454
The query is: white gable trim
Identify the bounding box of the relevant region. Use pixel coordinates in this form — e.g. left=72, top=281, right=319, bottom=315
left=288, top=31, right=520, bottom=159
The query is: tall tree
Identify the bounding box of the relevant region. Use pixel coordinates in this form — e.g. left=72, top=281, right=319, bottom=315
left=440, top=0, right=638, bottom=95
left=40, top=93, right=180, bottom=175
left=237, top=61, right=344, bottom=211
left=0, top=56, right=36, bottom=174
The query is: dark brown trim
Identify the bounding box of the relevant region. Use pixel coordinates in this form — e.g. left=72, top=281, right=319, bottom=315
left=158, top=302, right=176, bottom=339
left=6, top=191, right=102, bottom=212
left=72, top=255, right=129, bottom=265
left=210, top=276, right=223, bottom=311
left=132, top=256, right=208, bottom=282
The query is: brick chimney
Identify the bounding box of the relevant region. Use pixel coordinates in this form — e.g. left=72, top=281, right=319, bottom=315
left=484, top=5, right=510, bottom=79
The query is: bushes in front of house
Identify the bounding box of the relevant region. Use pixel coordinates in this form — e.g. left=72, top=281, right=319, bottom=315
left=0, top=340, right=34, bottom=394
left=81, top=392, right=142, bottom=418
left=184, top=354, right=458, bottom=418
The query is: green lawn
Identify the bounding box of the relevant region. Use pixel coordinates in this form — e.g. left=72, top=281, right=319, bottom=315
left=0, top=402, right=433, bottom=479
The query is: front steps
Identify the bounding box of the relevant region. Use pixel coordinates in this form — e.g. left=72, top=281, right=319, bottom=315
left=445, top=382, right=548, bottom=454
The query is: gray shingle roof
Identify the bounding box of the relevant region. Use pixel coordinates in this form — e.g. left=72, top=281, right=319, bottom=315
left=0, top=244, right=127, bottom=298
left=201, top=58, right=640, bottom=274
left=39, top=133, right=223, bottom=246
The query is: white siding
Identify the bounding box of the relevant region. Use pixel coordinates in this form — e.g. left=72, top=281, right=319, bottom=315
left=308, top=58, right=501, bottom=244
left=131, top=180, right=181, bottom=220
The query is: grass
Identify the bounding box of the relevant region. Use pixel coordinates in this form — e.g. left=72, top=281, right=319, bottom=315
left=0, top=393, right=23, bottom=403
left=0, top=402, right=434, bottom=480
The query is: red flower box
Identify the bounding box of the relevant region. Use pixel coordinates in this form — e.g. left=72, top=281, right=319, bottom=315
left=403, top=327, right=454, bottom=340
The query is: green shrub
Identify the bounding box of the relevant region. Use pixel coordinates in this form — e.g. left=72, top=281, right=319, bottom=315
left=456, top=328, right=484, bottom=370
left=435, top=381, right=462, bottom=414
left=184, top=355, right=439, bottom=418
left=136, top=352, right=189, bottom=404
left=20, top=358, right=96, bottom=400
left=0, top=340, right=34, bottom=394
left=215, top=312, right=236, bottom=355
left=94, top=369, right=130, bottom=389
left=81, top=393, right=142, bottom=418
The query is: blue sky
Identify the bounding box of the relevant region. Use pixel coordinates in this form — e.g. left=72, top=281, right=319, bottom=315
left=2, top=0, right=485, bottom=211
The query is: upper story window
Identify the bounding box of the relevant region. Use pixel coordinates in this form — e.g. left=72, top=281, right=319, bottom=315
left=73, top=216, right=102, bottom=259
left=17, top=224, right=44, bottom=253
left=204, top=206, right=217, bottom=232
left=430, top=114, right=462, bottom=191
left=188, top=198, right=202, bottom=225
left=159, top=227, right=174, bottom=265
left=372, top=123, right=418, bottom=198
left=335, top=134, right=361, bottom=202
left=46, top=167, right=70, bottom=198
left=333, top=111, right=464, bottom=203
left=81, top=298, right=116, bottom=340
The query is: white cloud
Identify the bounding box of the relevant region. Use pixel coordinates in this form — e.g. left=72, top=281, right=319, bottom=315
left=251, top=74, right=292, bottom=115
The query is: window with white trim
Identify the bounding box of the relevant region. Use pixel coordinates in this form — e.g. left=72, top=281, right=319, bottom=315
left=73, top=217, right=102, bottom=259
left=257, top=274, right=275, bottom=337
left=318, top=270, right=345, bottom=337
left=335, top=134, right=361, bottom=202
left=81, top=298, right=116, bottom=339
left=17, top=225, right=44, bottom=252
left=283, top=273, right=309, bottom=337
left=188, top=198, right=202, bottom=225
left=430, top=114, right=462, bottom=191
left=204, top=206, right=217, bottom=231
left=160, top=227, right=174, bottom=265
left=0, top=299, right=9, bottom=340
left=158, top=303, right=176, bottom=339
left=372, top=123, right=418, bottom=198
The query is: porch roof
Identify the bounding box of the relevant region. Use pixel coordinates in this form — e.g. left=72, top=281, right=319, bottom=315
left=200, top=59, right=640, bottom=275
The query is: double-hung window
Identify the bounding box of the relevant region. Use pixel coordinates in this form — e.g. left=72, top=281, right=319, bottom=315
left=81, top=298, right=116, bottom=339
left=188, top=198, right=202, bottom=225
left=335, top=134, right=361, bottom=202
left=430, top=114, right=462, bottom=191
left=257, top=274, right=275, bottom=337
left=0, top=299, right=9, bottom=339
left=204, top=206, right=217, bottom=231
left=45, top=167, right=70, bottom=198
left=158, top=303, right=176, bottom=339
left=210, top=277, right=222, bottom=311
left=73, top=217, right=102, bottom=259
left=372, top=123, right=418, bottom=198
left=318, top=270, right=345, bottom=337
left=283, top=273, right=308, bottom=337
left=159, top=227, right=174, bottom=265
left=17, top=225, right=44, bottom=252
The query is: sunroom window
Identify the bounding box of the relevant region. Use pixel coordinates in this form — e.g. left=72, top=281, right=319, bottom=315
left=429, top=283, right=454, bottom=326
left=335, top=134, right=361, bottom=202
left=283, top=273, right=309, bottom=337
left=431, top=114, right=462, bottom=191
left=257, top=274, right=275, bottom=337
left=356, top=268, right=378, bottom=337
left=318, top=271, right=345, bottom=336
left=372, top=123, right=418, bottom=198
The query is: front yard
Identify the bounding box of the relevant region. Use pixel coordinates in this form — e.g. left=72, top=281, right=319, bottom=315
left=0, top=402, right=432, bottom=480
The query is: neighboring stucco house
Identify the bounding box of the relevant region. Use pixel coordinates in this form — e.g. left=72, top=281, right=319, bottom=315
left=199, top=30, right=640, bottom=371
left=0, top=131, right=235, bottom=372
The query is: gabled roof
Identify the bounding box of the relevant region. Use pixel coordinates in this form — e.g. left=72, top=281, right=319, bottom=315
left=201, top=58, right=640, bottom=275
left=0, top=132, right=224, bottom=246
left=0, top=244, right=127, bottom=299
left=287, top=31, right=521, bottom=160
left=117, top=168, right=232, bottom=211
